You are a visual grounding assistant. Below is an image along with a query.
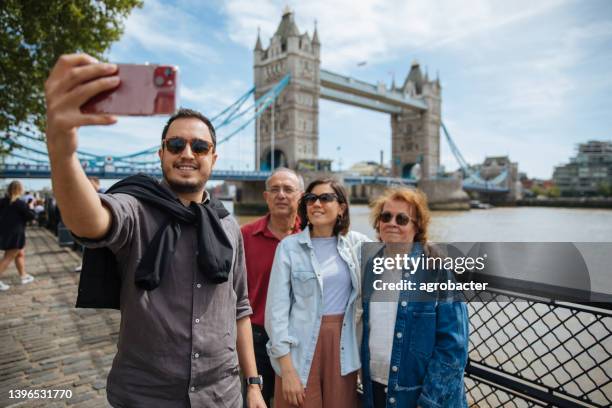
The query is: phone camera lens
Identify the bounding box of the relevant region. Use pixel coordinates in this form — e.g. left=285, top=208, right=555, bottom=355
left=154, top=76, right=165, bottom=86
left=165, top=68, right=172, bottom=76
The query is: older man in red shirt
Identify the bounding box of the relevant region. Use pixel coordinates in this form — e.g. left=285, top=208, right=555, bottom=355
left=241, top=168, right=303, bottom=406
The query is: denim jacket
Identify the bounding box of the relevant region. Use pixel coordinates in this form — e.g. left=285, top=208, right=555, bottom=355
left=361, top=243, right=469, bottom=408
left=265, top=227, right=370, bottom=385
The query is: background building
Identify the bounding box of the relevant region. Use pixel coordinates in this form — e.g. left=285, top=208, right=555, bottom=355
left=553, top=141, right=612, bottom=196
left=347, top=160, right=390, bottom=177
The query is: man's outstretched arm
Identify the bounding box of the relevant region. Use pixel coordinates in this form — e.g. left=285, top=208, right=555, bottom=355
left=45, top=54, right=119, bottom=239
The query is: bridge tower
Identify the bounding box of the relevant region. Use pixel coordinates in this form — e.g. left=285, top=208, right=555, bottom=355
left=253, top=8, right=320, bottom=170
left=391, top=62, right=442, bottom=180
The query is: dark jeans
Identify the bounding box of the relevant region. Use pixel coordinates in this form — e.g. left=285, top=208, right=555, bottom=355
left=372, top=381, right=387, bottom=408
left=243, top=324, right=275, bottom=407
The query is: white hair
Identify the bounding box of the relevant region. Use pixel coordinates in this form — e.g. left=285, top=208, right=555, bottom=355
left=265, top=167, right=304, bottom=191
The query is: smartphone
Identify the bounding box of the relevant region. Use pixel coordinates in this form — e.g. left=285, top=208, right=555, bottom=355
left=81, top=63, right=179, bottom=116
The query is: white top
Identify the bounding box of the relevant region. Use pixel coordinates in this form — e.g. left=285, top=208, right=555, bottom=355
left=312, top=237, right=352, bottom=315
left=368, top=268, right=401, bottom=385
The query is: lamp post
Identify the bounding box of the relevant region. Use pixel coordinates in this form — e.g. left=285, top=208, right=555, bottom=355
left=271, top=100, right=275, bottom=170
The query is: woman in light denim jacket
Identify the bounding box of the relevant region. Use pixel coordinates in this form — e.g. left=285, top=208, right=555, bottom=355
left=265, top=178, right=369, bottom=408
left=361, top=187, right=469, bottom=408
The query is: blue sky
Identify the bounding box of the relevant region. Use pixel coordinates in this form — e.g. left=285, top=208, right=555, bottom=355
left=72, top=0, right=612, bottom=180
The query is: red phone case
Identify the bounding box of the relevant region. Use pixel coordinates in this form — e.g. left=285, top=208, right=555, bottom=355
left=81, top=64, right=178, bottom=116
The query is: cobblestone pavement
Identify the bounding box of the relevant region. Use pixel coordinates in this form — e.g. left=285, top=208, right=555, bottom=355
left=0, top=227, right=119, bottom=408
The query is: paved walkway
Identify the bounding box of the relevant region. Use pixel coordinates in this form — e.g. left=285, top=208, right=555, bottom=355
left=0, top=227, right=119, bottom=408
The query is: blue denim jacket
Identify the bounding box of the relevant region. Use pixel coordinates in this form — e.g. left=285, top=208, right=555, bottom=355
left=265, top=227, right=369, bottom=385
left=361, top=244, right=469, bottom=408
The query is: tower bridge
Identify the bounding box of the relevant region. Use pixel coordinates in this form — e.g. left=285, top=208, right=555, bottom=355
left=253, top=9, right=443, bottom=182
left=246, top=8, right=470, bottom=212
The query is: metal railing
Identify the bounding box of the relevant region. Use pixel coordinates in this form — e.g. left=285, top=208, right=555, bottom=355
left=465, top=288, right=612, bottom=407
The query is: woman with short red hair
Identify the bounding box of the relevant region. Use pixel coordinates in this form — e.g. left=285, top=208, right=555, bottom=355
left=361, top=187, right=469, bottom=408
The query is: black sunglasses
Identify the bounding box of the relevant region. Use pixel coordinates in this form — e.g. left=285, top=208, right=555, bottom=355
left=379, top=211, right=413, bottom=226
left=303, top=192, right=338, bottom=205
left=163, top=137, right=213, bottom=156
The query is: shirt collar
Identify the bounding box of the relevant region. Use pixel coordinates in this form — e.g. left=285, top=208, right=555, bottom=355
left=297, top=227, right=313, bottom=247
left=252, top=214, right=271, bottom=236
left=253, top=213, right=301, bottom=237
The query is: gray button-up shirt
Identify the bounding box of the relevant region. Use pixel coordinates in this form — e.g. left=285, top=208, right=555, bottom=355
left=80, top=191, right=252, bottom=407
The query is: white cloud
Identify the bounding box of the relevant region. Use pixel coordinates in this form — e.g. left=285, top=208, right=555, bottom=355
left=222, top=0, right=568, bottom=70
left=181, top=78, right=249, bottom=114
left=460, top=19, right=612, bottom=124
left=110, top=0, right=220, bottom=63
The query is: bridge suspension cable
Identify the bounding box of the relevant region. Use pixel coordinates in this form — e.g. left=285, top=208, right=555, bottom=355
left=441, top=121, right=509, bottom=191
left=210, top=87, right=255, bottom=123
left=441, top=122, right=471, bottom=175
left=9, top=128, right=102, bottom=160
left=3, top=75, right=291, bottom=170
left=217, top=74, right=290, bottom=145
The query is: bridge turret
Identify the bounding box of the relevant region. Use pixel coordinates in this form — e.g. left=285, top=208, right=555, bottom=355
left=392, top=60, right=442, bottom=180
left=403, top=60, right=424, bottom=95
left=254, top=28, right=263, bottom=51
left=253, top=9, right=321, bottom=170
left=312, top=21, right=320, bottom=58
left=254, top=27, right=263, bottom=65
left=275, top=7, right=300, bottom=37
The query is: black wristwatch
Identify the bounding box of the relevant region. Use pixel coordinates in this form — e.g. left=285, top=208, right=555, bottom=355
left=245, top=375, right=263, bottom=390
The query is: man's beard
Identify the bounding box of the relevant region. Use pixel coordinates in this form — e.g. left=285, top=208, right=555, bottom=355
left=162, top=168, right=206, bottom=194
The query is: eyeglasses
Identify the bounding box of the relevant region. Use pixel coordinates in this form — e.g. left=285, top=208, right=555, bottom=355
left=268, top=186, right=298, bottom=195
left=163, top=137, right=213, bottom=156
left=379, top=211, right=414, bottom=226
left=303, top=192, right=338, bottom=205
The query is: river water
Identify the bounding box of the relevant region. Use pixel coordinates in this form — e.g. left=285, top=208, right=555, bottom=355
left=230, top=204, right=612, bottom=292
left=230, top=204, right=612, bottom=242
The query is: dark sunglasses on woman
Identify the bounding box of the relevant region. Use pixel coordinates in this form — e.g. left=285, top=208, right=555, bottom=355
left=379, top=211, right=413, bottom=226
left=303, top=192, right=338, bottom=206
left=163, top=137, right=213, bottom=156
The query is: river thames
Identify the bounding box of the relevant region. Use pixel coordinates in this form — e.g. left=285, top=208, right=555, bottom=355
left=232, top=204, right=612, bottom=242
left=231, top=204, right=612, bottom=294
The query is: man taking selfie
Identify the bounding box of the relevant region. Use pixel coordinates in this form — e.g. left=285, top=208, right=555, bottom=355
left=44, top=54, right=266, bottom=408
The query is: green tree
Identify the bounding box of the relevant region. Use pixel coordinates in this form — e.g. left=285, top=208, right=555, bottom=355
left=0, top=0, right=142, bottom=152
left=546, top=185, right=560, bottom=198
left=597, top=182, right=611, bottom=197
left=531, top=185, right=544, bottom=197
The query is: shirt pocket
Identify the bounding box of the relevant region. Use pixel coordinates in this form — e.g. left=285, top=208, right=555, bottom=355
left=409, top=311, right=436, bottom=358
left=291, top=270, right=318, bottom=297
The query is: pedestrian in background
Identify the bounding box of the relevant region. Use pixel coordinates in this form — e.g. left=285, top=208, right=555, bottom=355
left=0, top=180, right=36, bottom=291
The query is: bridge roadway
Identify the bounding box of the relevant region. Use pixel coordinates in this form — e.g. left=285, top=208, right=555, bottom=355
left=320, top=69, right=428, bottom=114
left=0, top=164, right=419, bottom=186
left=0, top=164, right=509, bottom=193
left=0, top=227, right=118, bottom=407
